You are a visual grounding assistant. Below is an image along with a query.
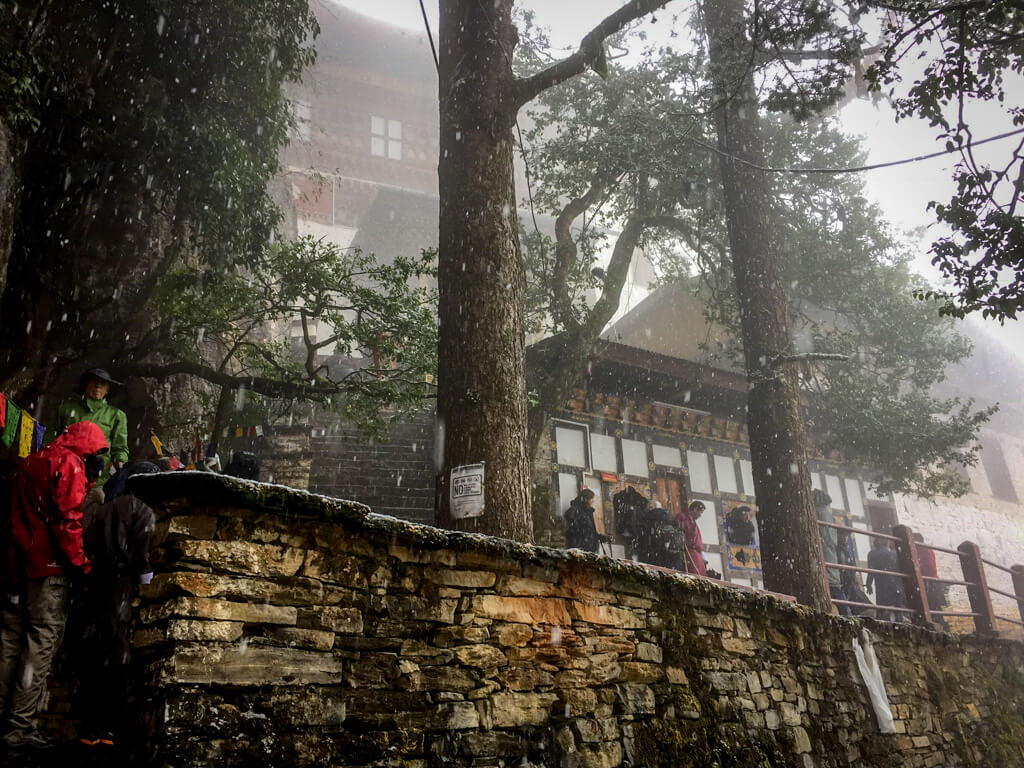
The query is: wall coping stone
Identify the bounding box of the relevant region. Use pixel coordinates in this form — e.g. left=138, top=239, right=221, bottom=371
left=128, top=472, right=1024, bottom=655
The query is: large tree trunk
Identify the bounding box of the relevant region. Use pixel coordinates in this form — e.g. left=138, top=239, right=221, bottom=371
left=435, top=0, right=532, bottom=542
left=0, top=118, right=22, bottom=305
left=704, top=0, right=830, bottom=610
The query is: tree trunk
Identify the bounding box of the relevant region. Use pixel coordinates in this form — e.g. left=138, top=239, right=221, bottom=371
left=0, top=118, right=22, bottom=306
left=704, top=0, right=830, bottom=610
left=435, top=0, right=532, bottom=542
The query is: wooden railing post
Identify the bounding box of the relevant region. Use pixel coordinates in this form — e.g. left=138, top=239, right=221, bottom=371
left=958, top=541, right=996, bottom=635
left=1011, top=564, right=1024, bottom=626
left=893, top=525, right=932, bottom=627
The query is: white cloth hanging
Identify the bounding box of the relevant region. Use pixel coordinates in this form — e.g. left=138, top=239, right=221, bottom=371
left=852, top=628, right=896, bottom=733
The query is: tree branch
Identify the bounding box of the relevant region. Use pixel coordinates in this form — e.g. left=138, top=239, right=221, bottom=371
left=121, top=361, right=338, bottom=400
left=585, top=214, right=646, bottom=335
left=551, top=180, right=608, bottom=328
left=513, top=0, right=671, bottom=108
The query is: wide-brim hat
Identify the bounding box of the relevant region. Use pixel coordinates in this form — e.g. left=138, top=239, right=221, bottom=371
left=84, top=367, right=123, bottom=386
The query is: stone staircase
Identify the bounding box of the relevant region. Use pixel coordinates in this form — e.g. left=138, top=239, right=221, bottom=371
left=309, top=417, right=436, bottom=525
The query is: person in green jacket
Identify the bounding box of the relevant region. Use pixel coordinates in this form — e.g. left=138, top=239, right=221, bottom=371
left=57, top=368, right=128, bottom=485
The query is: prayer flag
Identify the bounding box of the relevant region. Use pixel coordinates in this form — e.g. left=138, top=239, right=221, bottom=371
left=1, top=403, right=21, bottom=448
left=0, top=392, right=6, bottom=428
left=247, top=426, right=256, bottom=437
left=151, top=434, right=163, bottom=456
left=18, top=412, right=35, bottom=458
left=254, top=425, right=264, bottom=437
left=234, top=427, right=243, bottom=438
left=33, top=422, right=46, bottom=452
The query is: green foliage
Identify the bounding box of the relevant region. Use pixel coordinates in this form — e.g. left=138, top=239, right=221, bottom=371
left=149, top=236, right=438, bottom=437
left=518, top=20, right=989, bottom=499
left=707, top=117, right=994, bottom=498
left=0, top=45, right=42, bottom=131
left=865, top=0, right=1024, bottom=321
left=0, top=0, right=319, bottom=394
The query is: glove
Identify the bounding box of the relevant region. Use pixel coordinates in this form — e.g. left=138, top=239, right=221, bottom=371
left=139, top=572, right=154, bottom=585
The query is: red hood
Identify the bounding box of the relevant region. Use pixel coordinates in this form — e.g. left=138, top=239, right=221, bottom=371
left=53, top=420, right=109, bottom=458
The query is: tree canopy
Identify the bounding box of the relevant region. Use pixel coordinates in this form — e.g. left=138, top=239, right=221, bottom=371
left=0, top=0, right=317, bottom=402
left=519, top=23, right=990, bottom=501
left=126, top=237, right=438, bottom=438
left=865, top=0, right=1024, bottom=321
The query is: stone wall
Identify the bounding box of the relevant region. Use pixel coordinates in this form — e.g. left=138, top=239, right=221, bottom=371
left=126, top=473, right=1024, bottom=768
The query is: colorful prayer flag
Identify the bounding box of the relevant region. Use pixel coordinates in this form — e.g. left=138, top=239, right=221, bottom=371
left=234, top=427, right=243, bottom=438
left=17, top=412, right=35, bottom=458
left=0, top=392, right=6, bottom=428
left=151, top=434, right=164, bottom=456
left=33, top=422, right=46, bottom=452
left=1, top=402, right=21, bottom=448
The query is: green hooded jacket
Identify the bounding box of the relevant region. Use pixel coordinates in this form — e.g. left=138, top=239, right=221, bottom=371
left=57, top=396, right=128, bottom=485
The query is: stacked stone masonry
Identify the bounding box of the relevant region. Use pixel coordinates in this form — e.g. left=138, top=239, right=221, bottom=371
left=127, top=473, right=1024, bottom=768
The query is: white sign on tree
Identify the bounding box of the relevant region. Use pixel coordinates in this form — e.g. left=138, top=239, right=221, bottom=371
left=450, top=462, right=485, bottom=519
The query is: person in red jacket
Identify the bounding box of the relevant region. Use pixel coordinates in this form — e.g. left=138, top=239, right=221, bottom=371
left=676, top=500, right=708, bottom=577
left=0, top=421, right=108, bottom=751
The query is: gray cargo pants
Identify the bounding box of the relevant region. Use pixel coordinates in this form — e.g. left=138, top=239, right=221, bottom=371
left=0, top=576, right=70, bottom=734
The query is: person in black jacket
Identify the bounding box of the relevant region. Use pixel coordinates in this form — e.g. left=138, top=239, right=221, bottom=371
left=866, top=541, right=907, bottom=622
left=564, top=489, right=602, bottom=553
left=76, top=461, right=157, bottom=749
left=635, top=501, right=686, bottom=569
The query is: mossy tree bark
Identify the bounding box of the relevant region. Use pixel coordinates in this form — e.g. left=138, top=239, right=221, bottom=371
left=436, top=0, right=673, bottom=542
left=436, top=0, right=532, bottom=541
left=703, top=0, right=830, bottom=610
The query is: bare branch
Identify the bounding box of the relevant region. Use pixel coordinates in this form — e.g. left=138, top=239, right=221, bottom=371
left=513, top=0, right=672, bottom=108
left=121, top=361, right=337, bottom=401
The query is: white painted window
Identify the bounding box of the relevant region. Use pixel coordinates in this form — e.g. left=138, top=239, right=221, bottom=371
left=555, top=426, right=587, bottom=468
left=590, top=433, right=617, bottom=473
left=739, top=459, right=755, bottom=496
left=652, top=444, right=682, bottom=468
left=687, top=450, right=712, bottom=494
left=714, top=455, right=738, bottom=495
left=557, top=473, right=579, bottom=517
left=844, top=477, right=865, bottom=518
left=371, top=115, right=402, bottom=159
left=697, top=504, right=719, bottom=546
left=825, top=474, right=845, bottom=510
left=621, top=439, right=648, bottom=477
left=853, top=532, right=872, bottom=565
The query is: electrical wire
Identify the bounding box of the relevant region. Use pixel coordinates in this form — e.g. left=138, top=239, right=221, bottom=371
left=684, top=127, right=1024, bottom=175
left=418, top=0, right=439, bottom=72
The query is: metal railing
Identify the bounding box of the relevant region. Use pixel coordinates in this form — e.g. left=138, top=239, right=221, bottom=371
left=817, top=518, right=1024, bottom=635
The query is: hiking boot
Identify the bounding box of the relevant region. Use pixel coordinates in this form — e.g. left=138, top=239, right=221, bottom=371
left=3, top=728, right=54, bottom=750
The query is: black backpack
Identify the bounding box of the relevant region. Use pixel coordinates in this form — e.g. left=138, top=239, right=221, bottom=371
left=224, top=451, right=260, bottom=481
left=613, top=486, right=647, bottom=540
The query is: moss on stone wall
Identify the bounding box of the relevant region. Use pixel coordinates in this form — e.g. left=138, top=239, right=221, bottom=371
left=632, top=719, right=796, bottom=768
left=126, top=471, right=1024, bottom=768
